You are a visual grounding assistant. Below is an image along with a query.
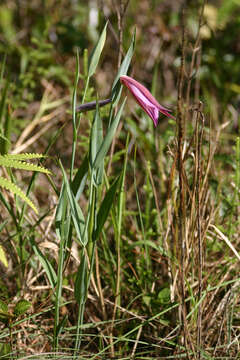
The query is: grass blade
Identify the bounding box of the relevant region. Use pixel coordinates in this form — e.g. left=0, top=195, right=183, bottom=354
left=30, top=237, right=57, bottom=290
left=0, top=175, right=38, bottom=214
left=93, top=99, right=126, bottom=170
left=88, top=22, right=108, bottom=78
left=90, top=100, right=104, bottom=185
left=93, top=175, right=120, bottom=241
left=71, top=154, right=89, bottom=201
left=111, top=29, right=136, bottom=106
left=59, top=161, right=87, bottom=246
left=54, top=184, right=70, bottom=351
left=74, top=250, right=87, bottom=305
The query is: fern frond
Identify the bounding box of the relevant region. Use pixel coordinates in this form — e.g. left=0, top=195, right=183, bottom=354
left=0, top=176, right=38, bottom=213
left=3, top=153, right=47, bottom=161
left=0, top=158, right=51, bottom=174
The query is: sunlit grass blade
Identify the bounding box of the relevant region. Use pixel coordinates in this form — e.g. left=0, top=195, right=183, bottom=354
left=0, top=245, right=8, bottom=268
left=88, top=22, right=108, bottom=78
left=0, top=220, right=8, bottom=268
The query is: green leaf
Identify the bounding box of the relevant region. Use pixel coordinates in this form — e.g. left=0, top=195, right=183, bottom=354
left=0, top=105, right=11, bottom=155
left=158, top=288, right=170, bottom=305
left=0, top=175, right=38, bottom=214
left=0, top=75, right=8, bottom=127
left=72, top=48, right=80, bottom=134
left=60, top=161, right=87, bottom=246
left=0, top=245, right=8, bottom=268
left=0, top=342, right=11, bottom=357
left=55, top=184, right=70, bottom=242
left=3, top=153, right=47, bottom=161
left=55, top=314, right=68, bottom=338
left=0, top=300, right=8, bottom=315
left=0, top=300, right=10, bottom=324
left=74, top=251, right=87, bottom=305
left=111, top=29, right=136, bottom=106
left=217, top=0, right=239, bottom=25
left=88, top=22, right=108, bottom=77
left=30, top=237, right=57, bottom=290
left=13, top=299, right=31, bottom=317
left=90, top=101, right=104, bottom=185
left=90, top=101, right=100, bottom=167
left=0, top=133, right=10, bottom=143
left=93, top=176, right=120, bottom=241
left=71, top=154, right=88, bottom=201
left=93, top=99, right=126, bottom=170
left=0, top=219, right=8, bottom=268
left=0, top=156, right=51, bottom=174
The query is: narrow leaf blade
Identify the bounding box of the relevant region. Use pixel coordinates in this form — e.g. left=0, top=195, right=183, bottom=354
left=88, top=22, right=108, bottom=77
left=60, top=162, right=87, bottom=246
left=74, top=251, right=87, bottom=305
left=30, top=237, right=57, bottom=289
left=0, top=175, right=38, bottom=214
left=93, top=99, right=126, bottom=169
left=90, top=101, right=104, bottom=184
left=93, top=176, right=120, bottom=241
left=72, top=154, right=88, bottom=200
left=111, top=29, right=136, bottom=106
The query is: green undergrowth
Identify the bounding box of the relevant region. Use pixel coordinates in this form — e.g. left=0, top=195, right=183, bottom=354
left=0, top=1, right=239, bottom=359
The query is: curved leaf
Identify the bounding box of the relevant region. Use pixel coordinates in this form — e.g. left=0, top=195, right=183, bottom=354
left=0, top=176, right=38, bottom=213
left=3, top=153, right=47, bottom=160
left=30, top=237, right=57, bottom=289
left=13, top=299, right=31, bottom=317
left=0, top=157, right=51, bottom=174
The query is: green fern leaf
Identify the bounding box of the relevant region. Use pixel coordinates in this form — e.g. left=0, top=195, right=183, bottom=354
left=0, top=176, right=38, bottom=213
left=3, top=153, right=47, bottom=161
left=0, top=158, right=51, bottom=174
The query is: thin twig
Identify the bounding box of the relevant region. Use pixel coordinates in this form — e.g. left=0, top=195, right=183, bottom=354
left=195, top=103, right=204, bottom=358
left=185, top=0, right=206, bottom=114
left=177, top=0, right=187, bottom=350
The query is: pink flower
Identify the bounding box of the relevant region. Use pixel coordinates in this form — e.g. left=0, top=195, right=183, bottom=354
left=120, top=75, right=174, bottom=127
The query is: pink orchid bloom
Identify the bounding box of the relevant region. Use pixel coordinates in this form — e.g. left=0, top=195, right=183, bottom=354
left=120, top=75, right=174, bottom=127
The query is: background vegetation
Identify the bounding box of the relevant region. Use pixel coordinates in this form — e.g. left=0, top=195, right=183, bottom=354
left=0, top=0, right=239, bottom=358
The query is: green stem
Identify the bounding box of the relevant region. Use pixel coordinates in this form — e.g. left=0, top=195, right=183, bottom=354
left=70, top=49, right=90, bottom=181
left=53, top=187, right=69, bottom=351
left=74, top=176, right=97, bottom=356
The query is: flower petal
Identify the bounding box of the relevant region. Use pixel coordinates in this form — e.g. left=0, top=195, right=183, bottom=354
left=120, top=75, right=174, bottom=127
